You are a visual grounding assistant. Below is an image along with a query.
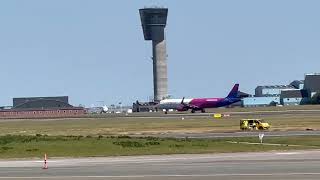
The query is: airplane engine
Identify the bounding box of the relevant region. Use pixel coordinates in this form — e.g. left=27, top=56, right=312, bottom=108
left=177, top=105, right=188, bottom=111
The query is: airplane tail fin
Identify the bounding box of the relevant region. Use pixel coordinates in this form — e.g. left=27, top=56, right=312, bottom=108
left=227, top=84, right=239, bottom=98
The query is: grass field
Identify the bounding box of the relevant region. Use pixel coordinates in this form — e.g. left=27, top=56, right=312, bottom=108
left=0, top=135, right=319, bottom=159
left=0, top=105, right=319, bottom=136
left=0, top=113, right=319, bottom=136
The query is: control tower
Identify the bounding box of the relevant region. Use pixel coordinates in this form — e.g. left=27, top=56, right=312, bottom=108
left=139, top=7, right=168, bottom=102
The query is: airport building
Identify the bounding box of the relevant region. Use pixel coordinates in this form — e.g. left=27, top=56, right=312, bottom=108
left=132, top=101, right=158, bottom=112
left=304, top=73, right=320, bottom=97
left=13, top=96, right=72, bottom=109
left=243, top=85, right=295, bottom=107
left=280, top=89, right=309, bottom=106
left=134, top=7, right=170, bottom=111
left=242, top=73, right=320, bottom=107
left=0, top=96, right=86, bottom=118
left=290, top=80, right=304, bottom=89
left=255, top=85, right=295, bottom=97
left=139, top=7, right=169, bottom=102
left=242, top=97, right=280, bottom=107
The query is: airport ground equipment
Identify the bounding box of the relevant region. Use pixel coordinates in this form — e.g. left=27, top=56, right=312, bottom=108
left=213, top=113, right=230, bottom=118
left=213, top=113, right=222, bottom=118
left=240, top=119, right=270, bottom=130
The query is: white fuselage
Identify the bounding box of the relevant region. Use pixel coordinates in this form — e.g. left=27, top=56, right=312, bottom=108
left=158, top=98, right=193, bottom=110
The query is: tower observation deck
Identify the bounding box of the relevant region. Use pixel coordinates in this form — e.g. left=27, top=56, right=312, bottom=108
left=139, top=7, right=168, bottom=102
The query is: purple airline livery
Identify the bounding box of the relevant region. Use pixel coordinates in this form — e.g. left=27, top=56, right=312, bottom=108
left=158, top=84, right=241, bottom=113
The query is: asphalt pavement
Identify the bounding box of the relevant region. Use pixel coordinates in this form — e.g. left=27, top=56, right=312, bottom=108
left=118, top=109, right=320, bottom=118
left=0, top=150, right=320, bottom=179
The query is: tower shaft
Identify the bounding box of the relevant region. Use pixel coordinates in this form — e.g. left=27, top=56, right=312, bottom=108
left=152, top=39, right=168, bottom=101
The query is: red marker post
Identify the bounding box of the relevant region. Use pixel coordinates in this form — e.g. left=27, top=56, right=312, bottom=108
left=42, top=153, right=48, bottom=169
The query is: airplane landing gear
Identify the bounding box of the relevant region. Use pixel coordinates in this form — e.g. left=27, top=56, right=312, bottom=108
left=201, top=109, right=205, bottom=113
left=191, top=109, right=195, bottom=113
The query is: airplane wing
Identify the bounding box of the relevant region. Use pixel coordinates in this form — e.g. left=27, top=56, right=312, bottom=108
left=179, top=97, right=200, bottom=110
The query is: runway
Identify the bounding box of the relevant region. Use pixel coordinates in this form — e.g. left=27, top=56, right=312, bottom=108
left=1, top=150, right=320, bottom=179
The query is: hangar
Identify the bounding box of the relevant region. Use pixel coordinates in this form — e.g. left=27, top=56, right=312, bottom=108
left=0, top=96, right=86, bottom=119
left=13, top=96, right=73, bottom=109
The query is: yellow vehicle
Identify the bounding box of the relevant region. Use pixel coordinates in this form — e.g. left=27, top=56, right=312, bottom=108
left=240, top=119, right=270, bottom=130
left=213, top=113, right=222, bottom=118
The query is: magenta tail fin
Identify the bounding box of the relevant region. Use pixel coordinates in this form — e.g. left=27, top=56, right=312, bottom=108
left=227, top=84, right=239, bottom=98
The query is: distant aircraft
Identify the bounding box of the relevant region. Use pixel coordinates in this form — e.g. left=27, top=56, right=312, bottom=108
left=87, top=105, right=109, bottom=114
left=158, top=84, right=241, bottom=113
left=102, top=105, right=109, bottom=113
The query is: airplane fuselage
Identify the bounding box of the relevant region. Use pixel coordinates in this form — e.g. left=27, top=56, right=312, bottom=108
left=158, top=97, right=240, bottom=112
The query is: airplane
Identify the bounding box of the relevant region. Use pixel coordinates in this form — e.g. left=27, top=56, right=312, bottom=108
left=158, top=84, right=241, bottom=113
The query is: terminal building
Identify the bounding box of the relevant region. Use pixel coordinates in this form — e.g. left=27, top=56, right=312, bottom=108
left=0, top=96, right=86, bottom=118
left=242, top=73, right=320, bottom=107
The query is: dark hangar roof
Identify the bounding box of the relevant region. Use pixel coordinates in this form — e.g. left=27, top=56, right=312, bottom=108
left=12, top=96, right=73, bottom=109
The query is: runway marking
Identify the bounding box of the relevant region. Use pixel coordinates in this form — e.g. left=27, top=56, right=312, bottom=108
left=1, top=173, right=320, bottom=178
left=276, top=152, right=300, bottom=155
left=226, top=141, right=320, bottom=148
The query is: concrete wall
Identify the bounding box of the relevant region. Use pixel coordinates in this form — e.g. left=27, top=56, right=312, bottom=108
left=152, top=39, right=168, bottom=101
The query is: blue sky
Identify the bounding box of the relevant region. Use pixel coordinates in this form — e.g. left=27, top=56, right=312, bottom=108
left=0, top=0, right=319, bottom=107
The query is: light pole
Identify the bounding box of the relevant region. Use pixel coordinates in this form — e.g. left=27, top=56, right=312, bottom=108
left=110, top=104, right=115, bottom=113
left=119, top=102, right=122, bottom=113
